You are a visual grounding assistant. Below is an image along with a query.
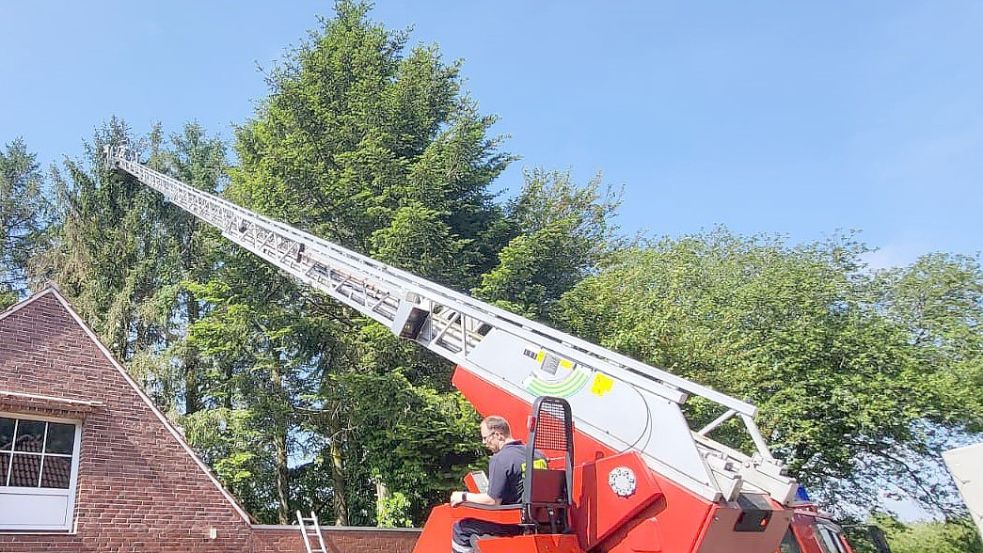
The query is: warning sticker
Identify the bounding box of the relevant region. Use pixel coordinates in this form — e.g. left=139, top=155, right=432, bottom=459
left=590, top=373, right=614, bottom=396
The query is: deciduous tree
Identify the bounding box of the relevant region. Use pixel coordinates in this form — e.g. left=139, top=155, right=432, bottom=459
left=557, top=229, right=983, bottom=517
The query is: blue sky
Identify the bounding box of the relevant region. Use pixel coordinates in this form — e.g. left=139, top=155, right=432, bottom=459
left=1, top=1, right=981, bottom=268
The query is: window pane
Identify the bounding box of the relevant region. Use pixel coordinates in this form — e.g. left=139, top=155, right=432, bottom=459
left=9, top=453, right=41, bottom=487
left=13, top=420, right=45, bottom=453
left=815, top=527, right=836, bottom=553
left=0, top=452, right=9, bottom=486
left=0, top=418, right=14, bottom=450
left=40, top=456, right=71, bottom=489
left=45, top=423, right=75, bottom=455
left=820, top=527, right=847, bottom=553
left=780, top=529, right=804, bottom=553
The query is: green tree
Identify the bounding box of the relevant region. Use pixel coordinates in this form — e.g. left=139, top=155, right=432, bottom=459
left=190, top=0, right=512, bottom=525
left=475, top=169, right=620, bottom=319
left=39, top=118, right=167, bottom=359
left=0, top=138, right=49, bottom=308
left=869, top=516, right=983, bottom=553
left=874, top=253, right=983, bottom=429
left=557, top=229, right=983, bottom=517
left=148, top=123, right=228, bottom=416
left=37, top=119, right=228, bottom=417
left=231, top=1, right=511, bottom=279
left=183, top=266, right=331, bottom=524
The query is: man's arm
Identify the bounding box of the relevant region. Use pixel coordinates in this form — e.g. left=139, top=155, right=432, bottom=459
left=449, top=491, right=500, bottom=506
left=451, top=456, right=506, bottom=507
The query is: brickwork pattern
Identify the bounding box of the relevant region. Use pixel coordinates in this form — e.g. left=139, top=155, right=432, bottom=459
left=0, top=293, right=255, bottom=552
left=251, top=527, right=421, bottom=553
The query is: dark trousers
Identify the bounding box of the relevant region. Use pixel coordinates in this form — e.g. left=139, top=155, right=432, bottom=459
left=451, top=517, right=522, bottom=553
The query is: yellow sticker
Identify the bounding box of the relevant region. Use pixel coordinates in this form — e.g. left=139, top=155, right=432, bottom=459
left=591, top=373, right=614, bottom=396
left=536, top=351, right=546, bottom=363
left=558, top=359, right=574, bottom=371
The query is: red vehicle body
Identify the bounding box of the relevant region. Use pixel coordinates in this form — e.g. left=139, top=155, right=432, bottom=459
left=105, top=147, right=865, bottom=553
left=414, top=367, right=850, bottom=553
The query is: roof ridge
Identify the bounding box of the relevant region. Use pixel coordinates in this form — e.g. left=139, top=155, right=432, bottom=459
left=0, top=286, right=59, bottom=322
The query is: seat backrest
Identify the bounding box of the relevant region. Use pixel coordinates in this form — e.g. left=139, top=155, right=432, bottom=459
left=521, top=396, right=574, bottom=533
left=529, top=468, right=567, bottom=503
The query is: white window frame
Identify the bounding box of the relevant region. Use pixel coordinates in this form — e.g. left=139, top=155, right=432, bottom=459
left=816, top=521, right=844, bottom=553
left=0, top=411, right=82, bottom=532
left=817, top=524, right=848, bottom=553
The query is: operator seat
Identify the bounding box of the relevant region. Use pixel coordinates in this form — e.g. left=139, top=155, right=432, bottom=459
left=461, top=395, right=575, bottom=534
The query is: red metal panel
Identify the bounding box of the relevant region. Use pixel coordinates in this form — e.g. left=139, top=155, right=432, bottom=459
left=412, top=504, right=521, bottom=553
left=786, top=509, right=857, bottom=553
left=596, top=487, right=712, bottom=553
left=571, top=451, right=663, bottom=549
left=476, top=534, right=584, bottom=553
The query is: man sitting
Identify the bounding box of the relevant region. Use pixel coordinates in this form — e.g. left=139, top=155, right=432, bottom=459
left=448, top=415, right=546, bottom=553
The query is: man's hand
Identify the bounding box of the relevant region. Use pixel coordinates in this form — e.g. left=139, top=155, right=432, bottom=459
left=450, top=491, right=465, bottom=506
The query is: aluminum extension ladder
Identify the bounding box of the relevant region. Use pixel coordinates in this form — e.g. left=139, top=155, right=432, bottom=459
left=107, top=144, right=798, bottom=506
left=296, top=510, right=328, bottom=553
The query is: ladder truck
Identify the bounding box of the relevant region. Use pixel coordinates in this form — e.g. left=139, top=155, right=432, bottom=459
left=105, top=145, right=857, bottom=553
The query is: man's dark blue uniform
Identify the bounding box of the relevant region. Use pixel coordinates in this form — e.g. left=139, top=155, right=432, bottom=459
left=488, top=441, right=544, bottom=504
left=450, top=440, right=546, bottom=553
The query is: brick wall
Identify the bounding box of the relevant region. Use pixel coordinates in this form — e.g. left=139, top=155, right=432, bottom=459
left=0, top=291, right=256, bottom=552
left=0, top=290, right=421, bottom=553
left=251, top=526, right=421, bottom=553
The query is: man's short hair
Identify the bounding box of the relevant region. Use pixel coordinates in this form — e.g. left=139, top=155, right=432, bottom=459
left=482, top=415, right=511, bottom=437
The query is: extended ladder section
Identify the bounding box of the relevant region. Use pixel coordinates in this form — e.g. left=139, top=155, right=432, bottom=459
left=106, top=145, right=797, bottom=505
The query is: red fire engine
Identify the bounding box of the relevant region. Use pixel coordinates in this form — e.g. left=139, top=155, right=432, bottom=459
left=108, top=145, right=864, bottom=553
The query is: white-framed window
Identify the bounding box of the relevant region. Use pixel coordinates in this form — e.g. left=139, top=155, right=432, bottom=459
left=0, top=412, right=82, bottom=531
left=817, top=524, right=848, bottom=553
left=812, top=523, right=848, bottom=553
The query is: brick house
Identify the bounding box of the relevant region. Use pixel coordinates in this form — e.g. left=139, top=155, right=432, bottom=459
left=0, top=288, right=420, bottom=552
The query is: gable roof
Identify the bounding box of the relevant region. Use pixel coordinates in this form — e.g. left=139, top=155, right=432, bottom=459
left=0, top=286, right=252, bottom=524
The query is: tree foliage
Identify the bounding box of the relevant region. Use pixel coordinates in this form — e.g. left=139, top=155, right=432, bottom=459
left=557, top=229, right=983, bottom=517
left=6, top=0, right=980, bottom=534
left=475, top=169, right=620, bottom=319
left=885, top=519, right=983, bottom=553
left=231, top=0, right=510, bottom=281
left=0, top=138, right=49, bottom=308
left=848, top=516, right=983, bottom=553
left=39, top=119, right=168, bottom=358
left=187, top=0, right=515, bottom=524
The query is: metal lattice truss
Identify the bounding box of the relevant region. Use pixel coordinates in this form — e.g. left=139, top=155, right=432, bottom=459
left=106, top=145, right=798, bottom=505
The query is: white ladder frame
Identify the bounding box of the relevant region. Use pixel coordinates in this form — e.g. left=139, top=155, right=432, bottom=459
left=296, top=510, right=329, bottom=553
left=106, top=145, right=797, bottom=505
